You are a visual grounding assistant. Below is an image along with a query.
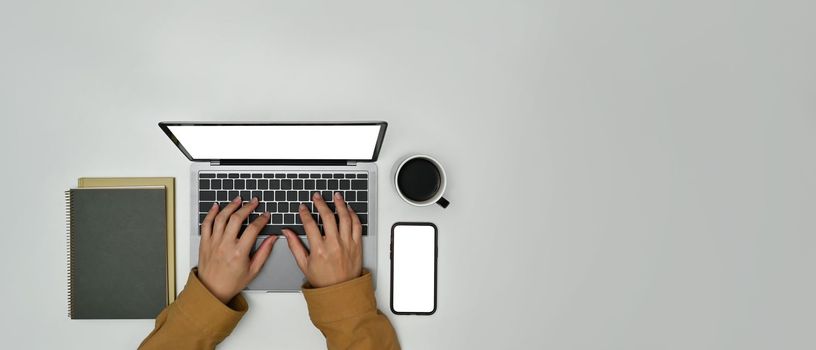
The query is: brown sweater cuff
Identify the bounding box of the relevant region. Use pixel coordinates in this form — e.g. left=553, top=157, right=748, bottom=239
left=302, top=271, right=377, bottom=323
left=173, top=269, right=248, bottom=340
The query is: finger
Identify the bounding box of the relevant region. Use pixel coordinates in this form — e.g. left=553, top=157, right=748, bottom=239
left=298, top=202, right=323, bottom=250
left=333, top=192, right=352, bottom=243
left=249, top=235, right=278, bottom=277
left=225, top=196, right=260, bottom=240
left=213, top=196, right=242, bottom=241
left=348, top=204, right=363, bottom=244
left=239, top=211, right=271, bottom=252
left=313, top=191, right=338, bottom=242
left=200, top=202, right=219, bottom=243
left=283, top=229, right=309, bottom=273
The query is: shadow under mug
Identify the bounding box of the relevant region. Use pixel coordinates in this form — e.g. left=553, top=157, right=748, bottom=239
left=394, top=154, right=450, bottom=208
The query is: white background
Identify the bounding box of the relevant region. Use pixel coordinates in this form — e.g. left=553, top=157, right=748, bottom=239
left=1, top=0, right=815, bottom=349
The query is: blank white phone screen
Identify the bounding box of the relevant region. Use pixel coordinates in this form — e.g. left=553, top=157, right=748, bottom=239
left=167, top=124, right=382, bottom=160
left=392, top=224, right=436, bottom=313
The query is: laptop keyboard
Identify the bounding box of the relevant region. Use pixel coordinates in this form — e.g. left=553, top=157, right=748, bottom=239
left=197, top=172, right=369, bottom=236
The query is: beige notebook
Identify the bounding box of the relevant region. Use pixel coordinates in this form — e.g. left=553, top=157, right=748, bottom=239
left=78, top=177, right=176, bottom=304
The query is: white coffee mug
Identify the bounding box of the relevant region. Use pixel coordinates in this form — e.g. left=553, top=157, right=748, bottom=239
left=394, top=154, right=449, bottom=208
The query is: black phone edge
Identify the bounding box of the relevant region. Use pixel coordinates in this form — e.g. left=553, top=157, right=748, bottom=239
left=390, top=222, right=438, bottom=316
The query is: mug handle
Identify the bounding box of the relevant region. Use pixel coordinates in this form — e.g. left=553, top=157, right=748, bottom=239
left=436, top=197, right=450, bottom=208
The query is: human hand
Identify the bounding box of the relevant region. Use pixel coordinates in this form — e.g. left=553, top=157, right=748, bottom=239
left=283, top=192, right=363, bottom=288
left=198, top=196, right=278, bottom=303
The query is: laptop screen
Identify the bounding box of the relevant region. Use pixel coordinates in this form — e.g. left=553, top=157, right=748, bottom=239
left=160, top=122, right=387, bottom=161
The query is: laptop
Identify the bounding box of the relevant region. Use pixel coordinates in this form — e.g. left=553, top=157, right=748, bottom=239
left=159, top=121, right=387, bottom=291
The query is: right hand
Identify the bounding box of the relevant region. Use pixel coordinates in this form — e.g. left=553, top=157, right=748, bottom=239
left=283, top=191, right=364, bottom=288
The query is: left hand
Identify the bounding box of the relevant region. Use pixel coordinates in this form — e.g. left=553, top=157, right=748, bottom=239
left=197, top=196, right=278, bottom=303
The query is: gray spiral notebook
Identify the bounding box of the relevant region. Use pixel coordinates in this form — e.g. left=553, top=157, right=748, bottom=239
left=66, top=187, right=168, bottom=319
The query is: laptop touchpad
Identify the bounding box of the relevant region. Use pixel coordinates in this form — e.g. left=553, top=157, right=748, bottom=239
left=246, top=237, right=308, bottom=291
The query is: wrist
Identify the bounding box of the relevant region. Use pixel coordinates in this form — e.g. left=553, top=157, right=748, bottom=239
left=196, top=269, right=236, bottom=304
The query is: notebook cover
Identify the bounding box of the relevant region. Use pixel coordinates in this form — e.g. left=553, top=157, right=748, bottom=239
left=67, top=187, right=167, bottom=319
left=78, top=177, right=176, bottom=304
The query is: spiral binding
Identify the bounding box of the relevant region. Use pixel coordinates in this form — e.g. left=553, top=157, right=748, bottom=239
left=65, top=190, right=73, bottom=319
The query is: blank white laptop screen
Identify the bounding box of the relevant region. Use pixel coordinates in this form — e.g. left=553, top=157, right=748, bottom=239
left=392, top=224, right=436, bottom=313
left=166, top=124, right=383, bottom=160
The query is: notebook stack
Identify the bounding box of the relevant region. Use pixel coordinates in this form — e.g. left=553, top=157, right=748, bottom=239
left=66, top=177, right=176, bottom=319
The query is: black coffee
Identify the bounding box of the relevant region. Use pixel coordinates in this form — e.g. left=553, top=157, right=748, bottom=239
left=397, top=158, right=441, bottom=202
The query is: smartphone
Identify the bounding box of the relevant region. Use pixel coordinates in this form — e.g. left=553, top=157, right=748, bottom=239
left=390, top=222, right=438, bottom=315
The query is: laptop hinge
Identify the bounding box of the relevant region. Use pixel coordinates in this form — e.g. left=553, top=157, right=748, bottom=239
left=346, top=160, right=357, bottom=166
left=213, top=159, right=348, bottom=166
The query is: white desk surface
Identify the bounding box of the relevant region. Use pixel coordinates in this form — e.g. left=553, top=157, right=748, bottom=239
left=1, top=1, right=814, bottom=349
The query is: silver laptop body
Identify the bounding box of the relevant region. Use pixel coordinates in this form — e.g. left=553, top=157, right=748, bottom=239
left=160, top=122, right=387, bottom=292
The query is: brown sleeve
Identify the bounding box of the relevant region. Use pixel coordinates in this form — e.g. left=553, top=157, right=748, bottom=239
left=302, top=271, right=400, bottom=350
left=138, top=270, right=248, bottom=350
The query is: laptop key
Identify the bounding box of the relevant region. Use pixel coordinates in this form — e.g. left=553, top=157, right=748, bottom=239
left=210, top=179, right=222, bottom=190
left=200, top=173, right=216, bottom=178
left=345, top=191, right=356, bottom=201
left=217, top=173, right=228, bottom=178
left=272, top=214, right=283, bottom=224
left=270, top=179, right=280, bottom=190
left=200, top=202, right=215, bottom=212
left=199, top=213, right=207, bottom=224
left=328, top=180, right=338, bottom=190
left=199, top=180, right=210, bottom=190
left=281, top=179, right=292, bottom=190
left=358, top=173, right=368, bottom=178
left=290, top=202, right=300, bottom=212
left=322, top=174, right=332, bottom=178
left=217, top=191, right=228, bottom=201
left=267, top=225, right=305, bottom=236
left=223, top=179, right=234, bottom=190
left=349, top=202, right=367, bottom=213
left=310, top=174, right=321, bottom=178
left=257, top=180, right=268, bottom=190
left=239, top=173, right=250, bottom=178
left=229, top=191, right=239, bottom=200
left=351, top=180, right=367, bottom=190
left=246, top=180, right=256, bottom=190
left=252, top=173, right=262, bottom=178
left=199, top=191, right=215, bottom=201
left=264, top=173, right=275, bottom=178
left=333, top=174, right=344, bottom=179
left=229, top=173, right=240, bottom=178
left=263, top=191, right=275, bottom=201
left=316, top=180, right=327, bottom=190
left=293, top=180, right=303, bottom=190
left=298, top=173, right=309, bottom=178
left=234, top=179, right=245, bottom=189
left=285, top=191, right=296, bottom=201
left=361, top=225, right=368, bottom=236
left=357, top=191, right=368, bottom=201
left=239, top=191, right=250, bottom=200
left=275, top=191, right=286, bottom=201
left=339, top=180, right=350, bottom=190
left=252, top=191, right=262, bottom=201
left=287, top=174, right=297, bottom=178
left=267, top=202, right=277, bottom=212
left=322, top=191, right=332, bottom=202
left=299, top=191, right=309, bottom=201
left=305, top=180, right=315, bottom=190
left=284, top=214, right=295, bottom=224
left=275, top=174, right=286, bottom=178
left=358, top=214, right=367, bottom=225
